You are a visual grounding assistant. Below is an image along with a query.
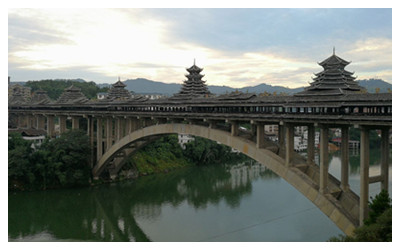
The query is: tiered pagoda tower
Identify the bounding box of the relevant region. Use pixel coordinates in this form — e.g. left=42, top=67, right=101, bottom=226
left=8, top=90, right=27, bottom=105
left=31, top=89, right=52, bottom=105
left=57, top=85, right=88, bottom=104
left=173, top=61, right=211, bottom=98
left=107, top=78, right=132, bottom=100
left=296, top=49, right=365, bottom=96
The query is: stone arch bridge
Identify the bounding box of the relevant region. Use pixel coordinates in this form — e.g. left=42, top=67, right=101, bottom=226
left=9, top=91, right=392, bottom=236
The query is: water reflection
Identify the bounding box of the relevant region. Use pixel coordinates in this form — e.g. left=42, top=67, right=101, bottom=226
left=9, top=160, right=277, bottom=242
left=9, top=148, right=391, bottom=242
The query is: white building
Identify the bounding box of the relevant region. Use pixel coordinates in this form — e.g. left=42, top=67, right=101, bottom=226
left=97, top=92, right=108, bottom=99
left=178, top=134, right=194, bottom=149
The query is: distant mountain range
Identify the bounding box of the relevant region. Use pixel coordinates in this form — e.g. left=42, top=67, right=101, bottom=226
left=119, top=78, right=392, bottom=96
left=11, top=78, right=392, bottom=96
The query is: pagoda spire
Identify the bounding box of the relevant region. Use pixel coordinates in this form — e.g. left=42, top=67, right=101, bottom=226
left=333, top=46, right=335, bottom=55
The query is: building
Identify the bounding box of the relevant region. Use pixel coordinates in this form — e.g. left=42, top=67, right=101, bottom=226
left=8, top=128, right=47, bottom=149
left=8, top=84, right=31, bottom=102
left=106, top=78, right=132, bottom=100
left=264, top=124, right=278, bottom=135
left=57, top=85, right=89, bottom=104
left=295, top=48, right=365, bottom=96
left=178, top=134, right=194, bottom=149
left=97, top=92, right=108, bottom=100
left=171, top=61, right=211, bottom=99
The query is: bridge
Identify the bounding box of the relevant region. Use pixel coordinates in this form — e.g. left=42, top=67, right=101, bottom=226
left=8, top=52, right=392, bottom=236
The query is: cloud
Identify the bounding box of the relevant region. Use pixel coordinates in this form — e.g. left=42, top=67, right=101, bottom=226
left=343, top=37, right=392, bottom=83
left=8, top=9, right=75, bottom=52
left=8, top=8, right=392, bottom=87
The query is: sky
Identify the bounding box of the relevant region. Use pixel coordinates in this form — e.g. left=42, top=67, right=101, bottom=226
left=8, top=7, right=393, bottom=88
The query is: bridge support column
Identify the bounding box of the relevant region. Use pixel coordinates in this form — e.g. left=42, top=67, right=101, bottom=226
left=256, top=123, right=265, bottom=149
left=59, top=116, right=67, bottom=134
left=340, top=126, right=350, bottom=191
left=46, top=115, right=55, bottom=138
left=106, top=117, right=113, bottom=151
left=87, top=116, right=94, bottom=168
left=122, top=117, right=129, bottom=137
left=128, top=118, right=134, bottom=133
left=307, top=125, right=315, bottom=165
left=251, top=124, right=256, bottom=137
left=285, top=123, right=294, bottom=167
left=72, top=116, right=80, bottom=130
left=26, top=115, right=33, bottom=128
left=381, top=127, right=390, bottom=191
left=36, top=115, right=46, bottom=130
left=96, top=118, right=103, bottom=162
left=360, top=126, right=370, bottom=226
left=319, top=125, right=329, bottom=194
left=278, top=124, right=285, bottom=153
left=230, top=121, right=239, bottom=136
left=116, top=117, right=124, bottom=140
left=16, top=114, right=23, bottom=128
left=128, top=118, right=140, bottom=133
left=116, top=117, right=121, bottom=140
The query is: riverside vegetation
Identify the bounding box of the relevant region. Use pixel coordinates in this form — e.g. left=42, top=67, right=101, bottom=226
left=329, top=189, right=392, bottom=242
left=8, top=131, right=246, bottom=191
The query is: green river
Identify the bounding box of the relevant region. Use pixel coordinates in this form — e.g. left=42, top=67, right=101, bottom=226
left=8, top=148, right=391, bottom=242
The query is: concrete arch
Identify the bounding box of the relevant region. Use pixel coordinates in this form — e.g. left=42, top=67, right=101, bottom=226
left=93, top=123, right=357, bottom=235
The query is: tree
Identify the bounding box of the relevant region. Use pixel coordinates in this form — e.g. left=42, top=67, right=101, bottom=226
left=8, top=133, right=35, bottom=189
left=329, top=189, right=392, bottom=242
left=42, top=130, right=91, bottom=187
left=26, top=79, right=109, bottom=100
left=8, top=130, right=91, bottom=190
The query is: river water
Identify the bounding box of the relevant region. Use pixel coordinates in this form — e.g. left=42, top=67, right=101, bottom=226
left=8, top=148, right=391, bottom=242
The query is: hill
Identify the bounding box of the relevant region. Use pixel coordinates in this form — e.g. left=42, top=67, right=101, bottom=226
left=122, top=78, right=391, bottom=95
left=358, top=79, right=392, bottom=93
left=10, top=78, right=392, bottom=96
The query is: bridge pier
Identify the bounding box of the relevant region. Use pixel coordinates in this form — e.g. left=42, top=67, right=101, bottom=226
left=340, top=126, right=350, bottom=191
left=319, top=125, right=329, bottom=194
left=36, top=115, right=46, bottom=130
left=307, top=124, right=315, bottom=165
left=256, top=123, right=265, bottom=148
left=116, top=117, right=123, bottom=140
left=59, top=115, right=67, bottom=134
left=96, top=117, right=104, bottom=163
left=359, top=126, right=370, bottom=226
left=46, top=115, right=55, bottom=138
left=230, top=120, right=239, bottom=136
left=381, top=127, right=390, bottom=191
left=106, top=117, right=113, bottom=151
left=128, top=117, right=140, bottom=133
left=72, top=116, right=80, bottom=130
left=26, top=115, right=33, bottom=128
left=278, top=124, right=285, bottom=154
left=285, top=123, right=294, bottom=167
left=87, top=116, right=95, bottom=168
